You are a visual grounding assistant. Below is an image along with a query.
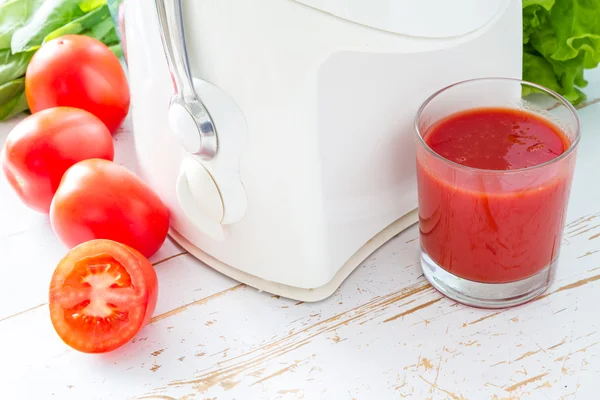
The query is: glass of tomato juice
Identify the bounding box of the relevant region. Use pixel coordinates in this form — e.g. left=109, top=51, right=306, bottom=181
left=415, top=78, right=580, bottom=308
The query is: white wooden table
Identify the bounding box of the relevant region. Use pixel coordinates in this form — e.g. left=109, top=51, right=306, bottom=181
left=2, top=70, right=600, bottom=400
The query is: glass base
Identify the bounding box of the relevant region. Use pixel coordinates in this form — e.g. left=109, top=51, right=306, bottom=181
left=420, top=250, right=554, bottom=309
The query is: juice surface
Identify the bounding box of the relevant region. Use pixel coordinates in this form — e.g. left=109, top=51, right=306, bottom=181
left=417, top=108, right=572, bottom=283
left=426, top=108, right=568, bottom=170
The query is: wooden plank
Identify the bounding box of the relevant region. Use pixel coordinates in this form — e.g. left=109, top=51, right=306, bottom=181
left=2, top=210, right=599, bottom=399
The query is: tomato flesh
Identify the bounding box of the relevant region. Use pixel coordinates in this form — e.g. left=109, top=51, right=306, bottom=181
left=49, top=240, right=158, bottom=353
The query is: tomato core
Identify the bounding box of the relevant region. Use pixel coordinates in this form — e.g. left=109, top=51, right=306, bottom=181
left=60, top=255, right=134, bottom=334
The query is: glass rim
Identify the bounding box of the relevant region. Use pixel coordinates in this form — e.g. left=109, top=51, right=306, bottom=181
left=414, top=77, right=581, bottom=175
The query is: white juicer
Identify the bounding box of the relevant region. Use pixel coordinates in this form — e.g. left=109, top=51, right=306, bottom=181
left=123, top=0, right=522, bottom=301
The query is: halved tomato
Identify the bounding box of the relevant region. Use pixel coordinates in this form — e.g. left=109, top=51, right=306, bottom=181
left=49, top=239, right=158, bottom=353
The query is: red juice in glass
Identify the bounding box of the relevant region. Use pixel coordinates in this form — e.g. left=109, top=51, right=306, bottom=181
left=415, top=78, right=580, bottom=308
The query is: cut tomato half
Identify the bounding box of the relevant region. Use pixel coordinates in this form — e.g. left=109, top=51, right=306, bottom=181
left=49, top=240, right=158, bottom=353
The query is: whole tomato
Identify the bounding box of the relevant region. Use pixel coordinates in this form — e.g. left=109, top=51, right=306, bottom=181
left=50, top=159, right=170, bottom=258
left=1, top=107, right=114, bottom=213
left=25, top=35, right=130, bottom=134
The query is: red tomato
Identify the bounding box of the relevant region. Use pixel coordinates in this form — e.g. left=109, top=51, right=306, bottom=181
left=49, top=239, right=158, bottom=353
left=25, top=35, right=130, bottom=134
left=1, top=107, right=114, bottom=213
left=50, top=159, right=170, bottom=258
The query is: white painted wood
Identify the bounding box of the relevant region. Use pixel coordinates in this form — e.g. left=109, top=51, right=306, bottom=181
left=2, top=69, right=600, bottom=400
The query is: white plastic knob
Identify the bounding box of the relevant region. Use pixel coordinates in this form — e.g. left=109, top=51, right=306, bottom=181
left=176, top=157, right=224, bottom=225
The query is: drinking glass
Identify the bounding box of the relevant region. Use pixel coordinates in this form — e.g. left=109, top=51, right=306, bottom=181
left=415, top=78, right=580, bottom=308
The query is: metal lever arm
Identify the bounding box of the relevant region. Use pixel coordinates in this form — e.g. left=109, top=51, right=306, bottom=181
left=153, top=0, right=217, bottom=159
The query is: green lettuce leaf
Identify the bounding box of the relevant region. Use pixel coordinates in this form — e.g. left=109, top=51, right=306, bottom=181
left=11, top=0, right=106, bottom=53
left=79, top=0, right=106, bottom=12
left=523, top=0, right=600, bottom=105
left=0, top=77, right=28, bottom=120
left=42, top=3, right=111, bottom=44
left=108, top=42, right=122, bottom=58
left=86, top=14, right=117, bottom=43
left=550, top=0, right=600, bottom=67
left=522, top=51, right=562, bottom=95
left=0, top=48, right=34, bottom=85
left=523, top=0, right=555, bottom=10
left=100, top=27, right=119, bottom=45
left=0, top=0, right=44, bottom=49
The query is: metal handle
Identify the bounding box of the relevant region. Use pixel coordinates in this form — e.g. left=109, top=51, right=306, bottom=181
left=154, top=0, right=217, bottom=159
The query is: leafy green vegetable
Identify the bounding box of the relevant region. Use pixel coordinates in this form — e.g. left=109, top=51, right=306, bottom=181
left=108, top=42, right=122, bottom=58
left=523, top=0, right=600, bottom=104
left=0, top=77, right=28, bottom=120
left=522, top=52, right=562, bottom=97
left=79, top=0, right=106, bottom=12
left=100, top=27, right=119, bottom=45
left=0, top=48, right=34, bottom=83
left=0, top=0, right=43, bottom=49
left=523, top=0, right=555, bottom=10
left=89, top=16, right=118, bottom=43
left=42, top=4, right=112, bottom=44
left=11, top=0, right=90, bottom=53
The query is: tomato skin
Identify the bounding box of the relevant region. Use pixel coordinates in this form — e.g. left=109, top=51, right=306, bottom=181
left=126, top=244, right=159, bottom=327
left=50, top=159, right=170, bottom=258
left=26, top=35, right=130, bottom=134
left=49, top=239, right=158, bottom=353
left=1, top=107, right=114, bottom=213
